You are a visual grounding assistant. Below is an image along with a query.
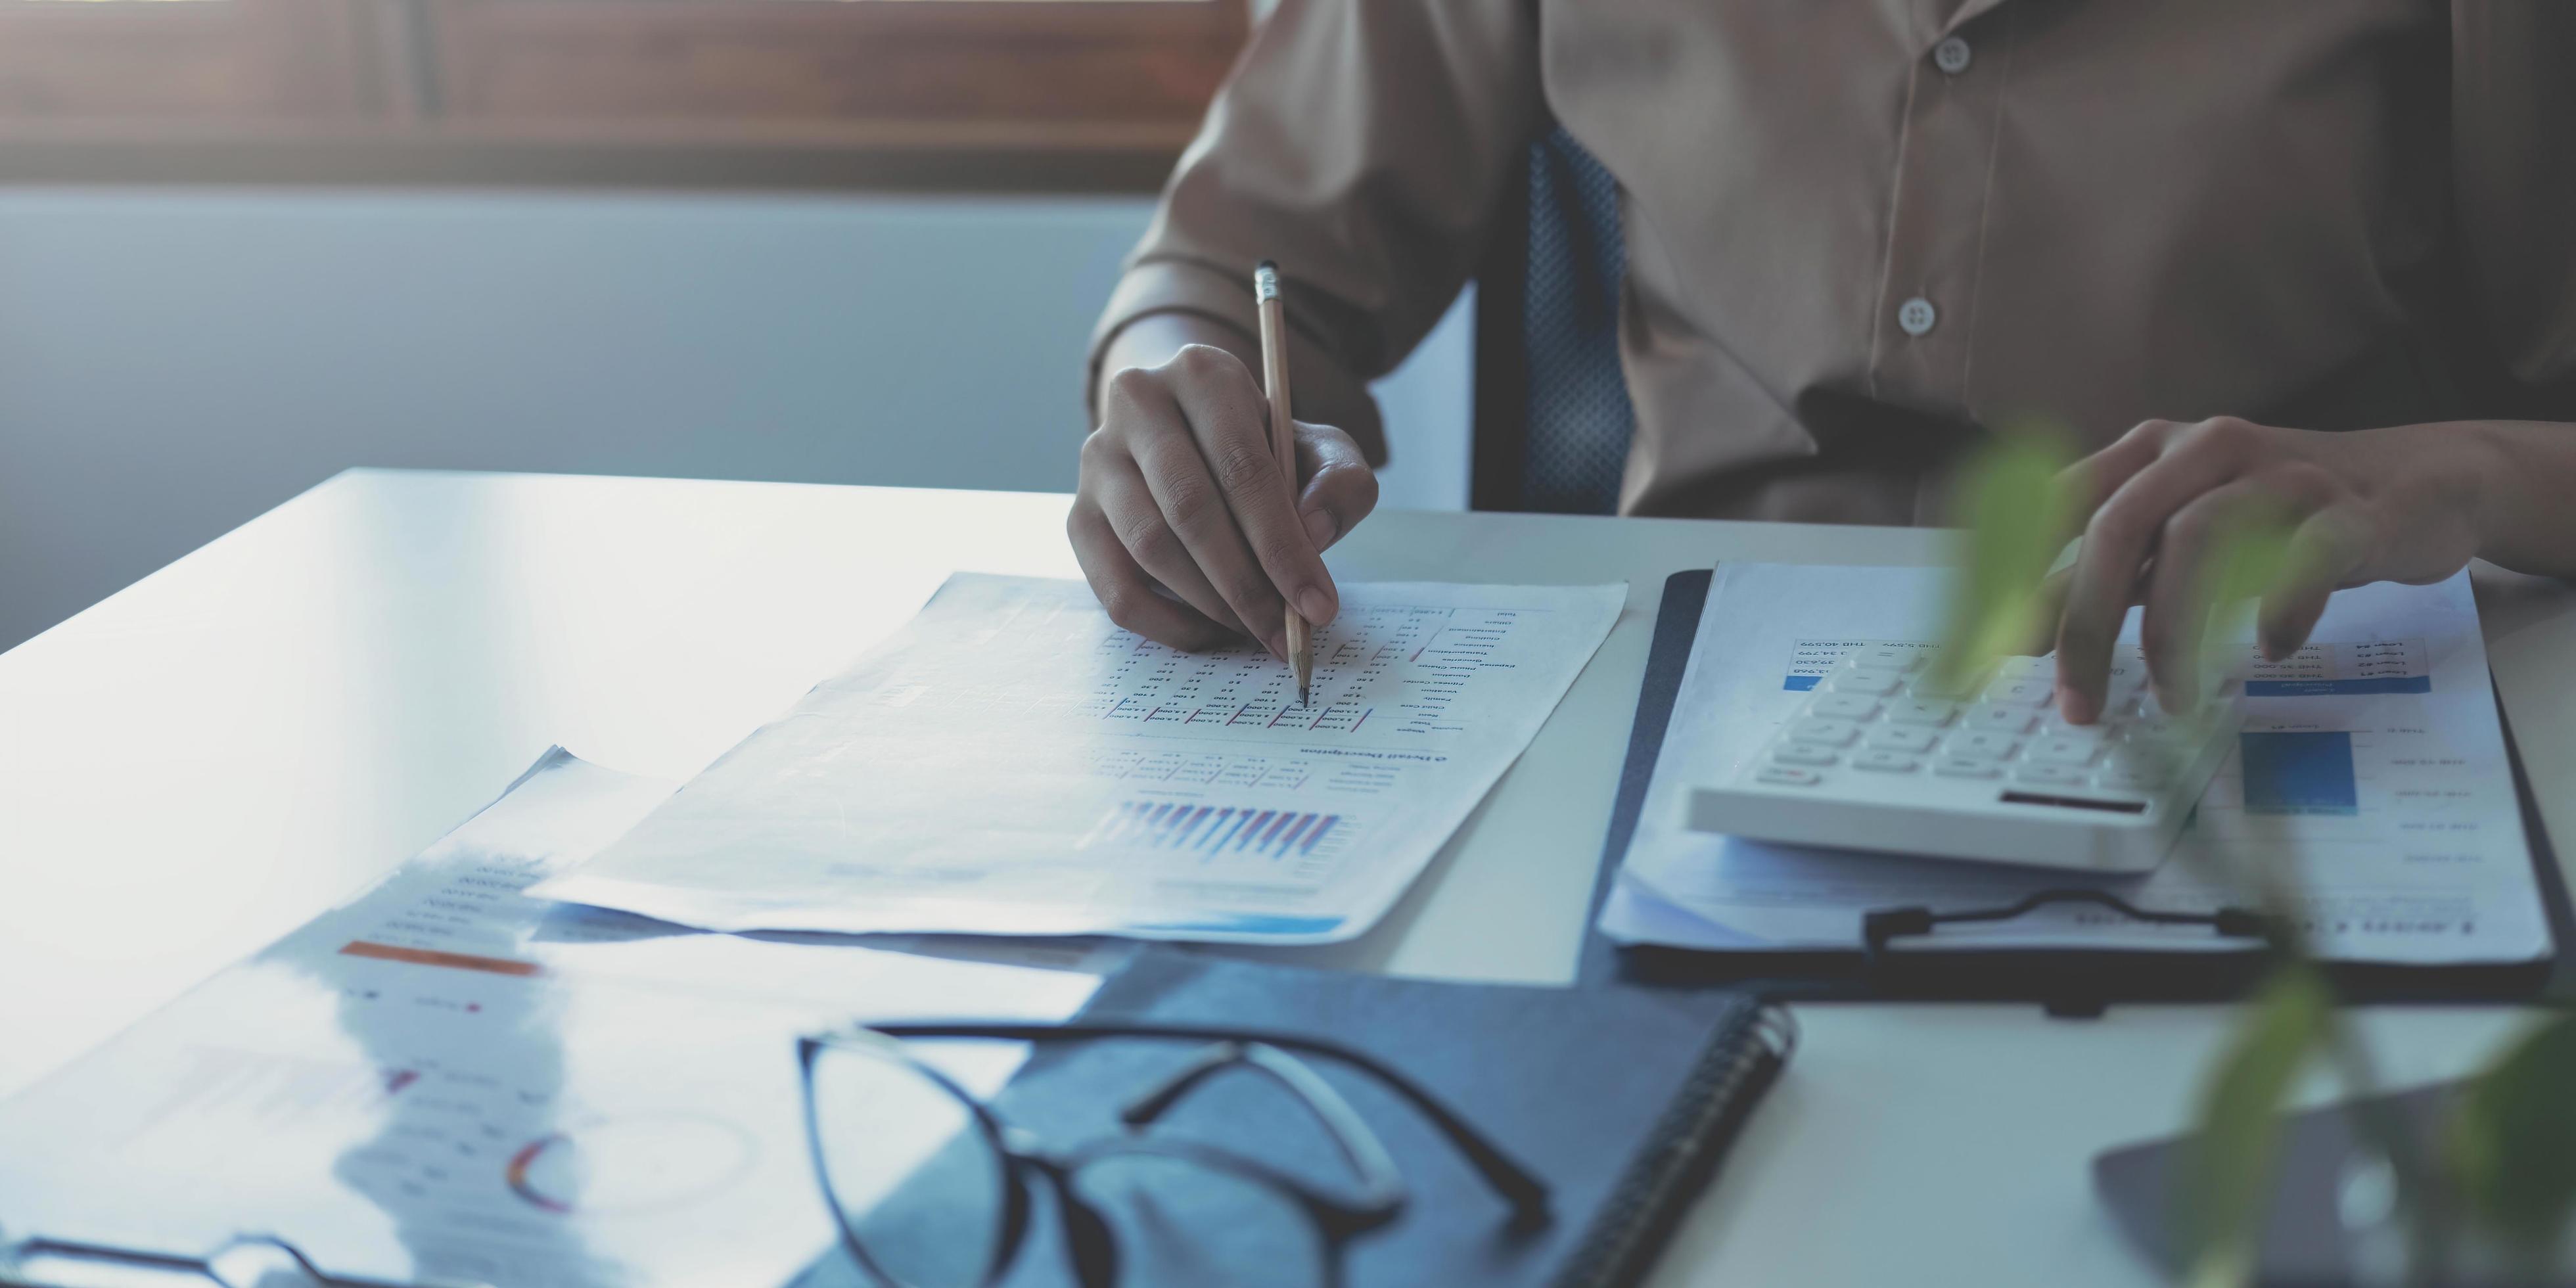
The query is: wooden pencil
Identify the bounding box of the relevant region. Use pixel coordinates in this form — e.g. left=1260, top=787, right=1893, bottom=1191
left=1253, top=260, right=1314, bottom=706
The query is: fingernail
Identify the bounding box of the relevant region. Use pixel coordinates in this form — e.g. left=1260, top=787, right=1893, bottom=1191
left=2058, top=685, right=2096, bottom=725
left=1296, top=587, right=1335, bottom=624
left=1302, top=509, right=1337, bottom=551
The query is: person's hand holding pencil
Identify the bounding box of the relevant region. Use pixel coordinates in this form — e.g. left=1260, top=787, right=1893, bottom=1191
left=1069, top=264, right=1377, bottom=666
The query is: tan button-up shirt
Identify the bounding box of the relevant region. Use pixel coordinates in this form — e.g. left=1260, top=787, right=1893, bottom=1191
left=1089, top=0, right=2575, bottom=523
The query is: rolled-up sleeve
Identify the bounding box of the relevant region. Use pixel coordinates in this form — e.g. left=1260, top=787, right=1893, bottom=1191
left=1086, top=0, right=1544, bottom=465
left=2452, top=1, right=2576, bottom=397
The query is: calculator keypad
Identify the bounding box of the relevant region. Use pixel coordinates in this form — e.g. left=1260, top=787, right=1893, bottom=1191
left=1862, top=725, right=1937, bottom=753
left=1758, top=651, right=2218, bottom=802
left=1827, top=670, right=1902, bottom=695
left=1941, top=731, right=2019, bottom=759
left=1807, top=693, right=1881, bottom=720
left=1787, top=719, right=1859, bottom=746
left=1885, top=698, right=1958, bottom=725
left=1964, top=706, right=2038, bottom=734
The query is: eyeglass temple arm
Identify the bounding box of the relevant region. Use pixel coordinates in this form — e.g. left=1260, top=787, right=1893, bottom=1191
left=1118, top=1041, right=1404, bottom=1202
left=867, top=1021, right=1552, bottom=1222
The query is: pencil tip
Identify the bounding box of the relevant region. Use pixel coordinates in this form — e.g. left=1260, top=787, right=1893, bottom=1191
left=1300, top=684, right=1310, bottom=707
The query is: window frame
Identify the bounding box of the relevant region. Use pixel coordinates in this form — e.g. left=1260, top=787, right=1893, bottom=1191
left=0, top=0, right=1245, bottom=191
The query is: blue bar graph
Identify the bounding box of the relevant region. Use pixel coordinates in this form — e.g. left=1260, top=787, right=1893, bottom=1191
left=2239, top=732, right=2358, bottom=816
left=2244, top=677, right=2429, bottom=697
left=1096, top=802, right=1340, bottom=859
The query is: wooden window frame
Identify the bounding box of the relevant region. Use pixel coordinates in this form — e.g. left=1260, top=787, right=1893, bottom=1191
left=0, top=0, right=1247, bottom=191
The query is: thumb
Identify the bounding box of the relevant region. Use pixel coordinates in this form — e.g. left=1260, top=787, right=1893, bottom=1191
left=1291, top=420, right=1379, bottom=553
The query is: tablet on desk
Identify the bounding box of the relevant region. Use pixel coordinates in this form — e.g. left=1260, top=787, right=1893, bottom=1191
left=2092, top=1082, right=2575, bottom=1287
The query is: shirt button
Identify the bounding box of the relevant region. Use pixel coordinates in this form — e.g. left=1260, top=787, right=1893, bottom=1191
left=1897, top=296, right=1939, bottom=336
left=1933, top=36, right=1973, bottom=75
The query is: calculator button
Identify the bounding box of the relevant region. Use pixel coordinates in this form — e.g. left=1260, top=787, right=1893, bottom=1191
left=2092, top=767, right=2161, bottom=792
left=1885, top=698, right=1958, bottom=726
left=1998, top=655, right=2053, bottom=679
left=1908, top=670, right=1981, bottom=699
left=1757, top=766, right=1822, bottom=787
left=1852, top=750, right=1921, bottom=773
left=1827, top=670, right=1900, bottom=695
left=1863, top=725, right=1937, bottom=753
left=1787, top=719, right=1859, bottom=747
left=1932, top=757, right=2000, bottom=779
left=2120, top=721, right=2185, bottom=748
left=1983, top=678, right=2054, bottom=706
left=1845, top=647, right=1924, bottom=673
left=1964, top=705, right=2036, bottom=734
left=2011, top=764, right=2088, bottom=788
left=2028, top=735, right=2104, bottom=767
left=2093, top=696, right=2147, bottom=725
left=1944, top=731, right=2019, bottom=759
left=1806, top=693, right=1881, bottom=720
left=1771, top=743, right=1840, bottom=767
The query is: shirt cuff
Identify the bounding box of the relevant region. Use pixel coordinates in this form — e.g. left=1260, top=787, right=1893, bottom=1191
left=1086, top=256, right=1389, bottom=468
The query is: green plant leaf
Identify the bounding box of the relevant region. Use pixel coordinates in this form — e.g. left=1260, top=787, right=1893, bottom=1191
left=2186, top=506, right=2299, bottom=706
left=2452, top=1009, right=2576, bottom=1250
left=2177, top=965, right=2334, bottom=1287
left=1937, top=430, right=2076, bottom=690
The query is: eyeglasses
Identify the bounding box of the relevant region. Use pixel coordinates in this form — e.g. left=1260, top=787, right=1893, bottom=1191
left=797, top=1022, right=1552, bottom=1288
left=0, top=1231, right=490, bottom=1287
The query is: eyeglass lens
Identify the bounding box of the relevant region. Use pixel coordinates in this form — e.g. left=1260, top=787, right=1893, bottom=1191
left=1072, top=1151, right=1327, bottom=1287
left=810, top=1042, right=1010, bottom=1288
left=812, top=1042, right=1339, bottom=1288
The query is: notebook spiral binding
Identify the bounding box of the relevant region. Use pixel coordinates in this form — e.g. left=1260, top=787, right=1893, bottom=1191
left=1550, top=1000, right=1799, bottom=1288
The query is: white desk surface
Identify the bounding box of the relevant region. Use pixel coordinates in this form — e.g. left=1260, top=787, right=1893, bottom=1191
left=5, top=468, right=2573, bottom=1285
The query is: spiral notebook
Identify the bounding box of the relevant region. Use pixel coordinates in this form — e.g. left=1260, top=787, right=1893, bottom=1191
left=793, top=949, right=1793, bottom=1288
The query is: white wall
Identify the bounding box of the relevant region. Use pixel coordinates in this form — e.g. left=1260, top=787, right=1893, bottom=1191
left=0, top=189, right=1471, bottom=651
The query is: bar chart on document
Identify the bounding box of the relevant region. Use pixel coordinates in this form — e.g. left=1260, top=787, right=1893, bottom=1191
left=539, top=575, right=1625, bottom=944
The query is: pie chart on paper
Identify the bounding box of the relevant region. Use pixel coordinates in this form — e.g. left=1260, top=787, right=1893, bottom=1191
left=505, top=1111, right=760, bottom=1215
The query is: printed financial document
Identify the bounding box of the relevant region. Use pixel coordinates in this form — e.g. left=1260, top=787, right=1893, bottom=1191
left=0, top=749, right=1111, bottom=1288
left=536, top=574, right=1625, bottom=944
left=1602, top=564, right=2552, bottom=963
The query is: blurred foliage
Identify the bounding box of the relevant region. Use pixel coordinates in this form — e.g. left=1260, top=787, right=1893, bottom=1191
left=2454, top=1010, right=2576, bottom=1252
left=1937, top=433, right=2576, bottom=1286
left=2180, top=967, right=2331, bottom=1288
left=1935, top=430, right=2077, bottom=690
left=2186, top=507, right=2295, bottom=706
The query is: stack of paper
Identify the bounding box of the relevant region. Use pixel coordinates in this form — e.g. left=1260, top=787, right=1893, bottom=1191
left=536, top=574, right=1624, bottom=944
left=1599, top=564, right=2553, bottom=964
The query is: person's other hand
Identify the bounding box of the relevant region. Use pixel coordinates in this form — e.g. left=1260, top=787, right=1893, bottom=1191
left=2048, top=417, right=2485, bottom=724
left=1070, top=341, right=1378, bottom=656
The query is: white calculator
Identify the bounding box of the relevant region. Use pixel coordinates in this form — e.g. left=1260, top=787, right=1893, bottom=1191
left=1686, top=647, right=2242, bottom=873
